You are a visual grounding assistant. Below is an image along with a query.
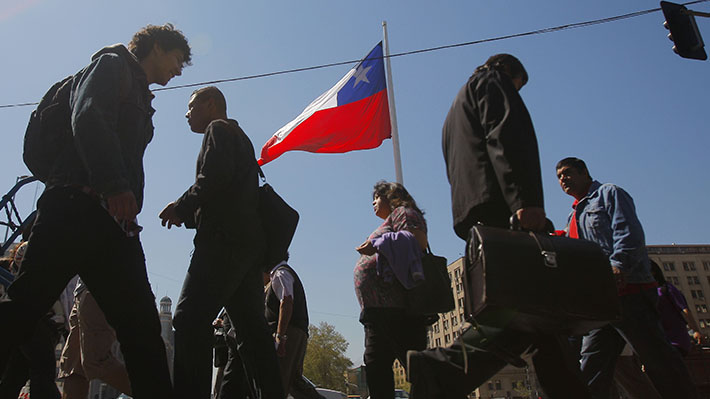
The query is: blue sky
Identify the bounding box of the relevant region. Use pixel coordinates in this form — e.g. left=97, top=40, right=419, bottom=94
left=1, top=0, right=709, bottom=365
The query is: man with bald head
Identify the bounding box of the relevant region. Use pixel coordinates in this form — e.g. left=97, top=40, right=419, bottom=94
left=160, top=86, right=283, bottom=399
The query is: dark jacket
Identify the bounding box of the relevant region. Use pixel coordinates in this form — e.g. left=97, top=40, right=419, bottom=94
left=265, top=264, right=309, bottom=334
left=174, top=119, right=264, bottom=246
left=48, top=44, right=154, bottom=210
left=442, top=69, right=544, bottom=238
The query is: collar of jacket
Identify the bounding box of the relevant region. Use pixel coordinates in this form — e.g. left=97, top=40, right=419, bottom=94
left=91, top=43, right=148, bottom=88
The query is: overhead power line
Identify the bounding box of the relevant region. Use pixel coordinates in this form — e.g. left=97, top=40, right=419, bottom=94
left=1, top=0, right=707, bottom=110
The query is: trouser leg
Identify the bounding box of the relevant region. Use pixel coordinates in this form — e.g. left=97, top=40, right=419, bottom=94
left=0, top=350, right=29, bottom=399
left=278, top=325, right=304, bottom=395
left=225, top=264, right=283, bottom=399
left=24, top=316, right=61, bottom=399
left=616, top=290, right=698, bottom=399
left=77, top=291, right=131, bottom=395
left=580, top=324, right=626, bottom=399
left=362, top=310, right=427, bottom=399
left=612, top=354, right=661, bottom=399
left=531, top=333, right=592, bottom=399
left=62, top=374, right=90, bottom=399
left=218, top=344, right=251, bottom=399
left=363, top=323, right=396, bottom=399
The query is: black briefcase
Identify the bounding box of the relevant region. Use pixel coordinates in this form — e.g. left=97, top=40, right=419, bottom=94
left=463, top=225, right=621, bottom=336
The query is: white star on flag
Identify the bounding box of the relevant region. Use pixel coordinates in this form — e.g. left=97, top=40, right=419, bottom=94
left=352, top=65, right=372, bottom=88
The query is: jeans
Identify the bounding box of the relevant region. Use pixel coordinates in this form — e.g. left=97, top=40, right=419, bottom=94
left=580, top=288, right=697, bottom=399
left=0, top=187, right=172, bottom=399
left=172, top=238, right=283, bottom=399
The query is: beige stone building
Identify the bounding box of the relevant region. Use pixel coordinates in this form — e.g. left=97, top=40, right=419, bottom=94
left=647, top=244, right=710, bottom=339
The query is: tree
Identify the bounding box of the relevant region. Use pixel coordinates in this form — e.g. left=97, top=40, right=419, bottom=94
left=303, top=321, right=353, bottom=392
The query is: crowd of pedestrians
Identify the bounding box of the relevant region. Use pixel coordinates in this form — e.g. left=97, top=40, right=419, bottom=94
left=0, top=23, right=702, bottom=399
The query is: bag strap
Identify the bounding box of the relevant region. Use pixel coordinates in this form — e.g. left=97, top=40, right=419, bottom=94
left=257, top=165, right=267, bottom=183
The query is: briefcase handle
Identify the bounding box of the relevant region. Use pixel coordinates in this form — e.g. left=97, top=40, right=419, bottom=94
left=509, top=214, right=555, bottom=234
left=509, top=215, right=558, bottom=268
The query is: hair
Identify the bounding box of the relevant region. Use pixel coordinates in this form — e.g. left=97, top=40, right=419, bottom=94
left=191, top=86, right=227, bottom=115
left=649, top=260, right=667, bottom=285
left=372, top=181, right=423, bottom=215
left=475, top=54, right=528, bottom=86
left=555, top=157, right=592, bottom=179
left=128, top=23, right=192, bottom=65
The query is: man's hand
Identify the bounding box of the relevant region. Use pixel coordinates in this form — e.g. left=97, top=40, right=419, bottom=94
left=275, top=335, right=287, bottom=357
left=159, top=202, right=183, bottom=229
left=106, top=191, right=139, bottom=222
left=611, top=266, right=627, bottom=290
left=515, top=207, right=547, bottom=232
left=356, top=240, right=376, bottom=256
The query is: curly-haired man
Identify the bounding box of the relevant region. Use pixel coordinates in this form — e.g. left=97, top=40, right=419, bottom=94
left=0, top=24, right=191, bottom=399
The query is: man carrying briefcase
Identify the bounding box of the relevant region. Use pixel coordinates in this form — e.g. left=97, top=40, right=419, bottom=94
left=406, top=54, right=592, bottom=399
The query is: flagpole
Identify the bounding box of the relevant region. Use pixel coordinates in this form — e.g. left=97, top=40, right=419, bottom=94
left=382, top=21, right=404, bottom=185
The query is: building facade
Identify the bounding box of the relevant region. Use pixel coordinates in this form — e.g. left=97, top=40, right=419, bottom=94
left=647, top=245, right=710, bottom=339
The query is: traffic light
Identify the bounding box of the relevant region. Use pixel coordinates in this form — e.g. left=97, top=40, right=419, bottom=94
left=661, top=1, right=707, bottom=60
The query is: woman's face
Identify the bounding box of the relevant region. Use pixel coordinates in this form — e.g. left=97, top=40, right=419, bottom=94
left=373, top=195, right=392, bottom=220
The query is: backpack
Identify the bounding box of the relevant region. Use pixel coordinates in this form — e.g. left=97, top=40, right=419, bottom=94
left=23, top=76, right=74, bottom=182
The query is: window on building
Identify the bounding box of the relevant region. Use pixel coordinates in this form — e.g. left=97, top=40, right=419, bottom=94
left=458, top=298, right=465, bottom=308
left=488, top=382, right=494, bottom=390
left=453, top=330, right=459, bottom=339
left=699, top=291, right=706, bottom=300
left=435, top=338, right=441, bottom=347
left=452, top=316, right=458, bottom=326
left=684, top=262, right=697, bottom=271
left=673, top=277, right=680, bottom=285
left=443, top=320, right=449, bottom=331
left=704, top=261, right=710, bottom=271
left=702, top=304, right=708, bottom=313
left=694, top=276, right=701, bottom=284
left=444, top=334, right=451, bottom=344
left=692, top=291, right=698, bottom=299
left=495, top=380, right=502, bottom=390
left=434, top=324, right=440, bottom=334
left=689, top=276, right=695, bottom=285
left=701, top=320, right=707, bottom=329
left=664, top=262, right=676, bottom=271
left=455, top=269, right=461, bottom=279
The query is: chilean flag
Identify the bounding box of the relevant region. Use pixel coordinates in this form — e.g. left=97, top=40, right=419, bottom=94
left=258, top=42, right=391, bottom=165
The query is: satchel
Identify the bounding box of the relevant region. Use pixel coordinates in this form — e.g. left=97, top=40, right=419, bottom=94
left=257, top=167, right=299, bottom=271
left=463, top=224, right=621, bottom=336
left=406, top=246, right=455, bottom=317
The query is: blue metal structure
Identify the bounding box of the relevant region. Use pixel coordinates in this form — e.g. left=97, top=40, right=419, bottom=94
left=1, top=176, right=39, bottom=255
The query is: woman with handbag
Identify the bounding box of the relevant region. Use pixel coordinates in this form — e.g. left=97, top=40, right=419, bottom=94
left=354, top=181, right=429, bottom=399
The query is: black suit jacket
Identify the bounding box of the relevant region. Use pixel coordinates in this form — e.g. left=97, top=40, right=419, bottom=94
left=174, top=119, right=264, bottom=246
left=442, top=69, right=544, bottom=239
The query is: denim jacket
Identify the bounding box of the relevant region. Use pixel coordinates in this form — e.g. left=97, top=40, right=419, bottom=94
left=568, top=181, right=654, bottom=284
left=48, top=44, right=154, bottom=211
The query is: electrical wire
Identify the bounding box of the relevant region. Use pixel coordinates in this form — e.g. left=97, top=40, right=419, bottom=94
left=1, top=0, right=707, bottom=109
